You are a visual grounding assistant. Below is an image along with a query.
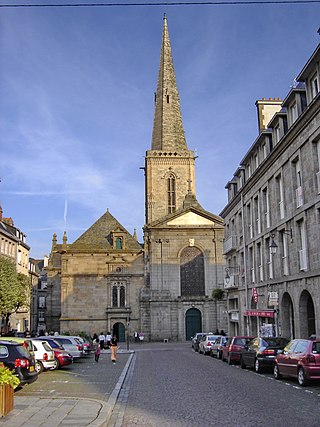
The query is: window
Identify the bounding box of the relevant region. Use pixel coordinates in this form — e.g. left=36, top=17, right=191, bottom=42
left=38, top=296, right=46, bottom=308
left=274, top=124, right=281, bottom=144
left=281, top=231, right=289, bottom=276
left=247, top=203, right=253, bottom=239
left=262, top=187, right=270, bottom=229
left=275, top=174, right=285, bottom=219
left=254, top=196, right=261, bottom=234
left=116, top=237, right=122, bottom=250
left=316, top=140, right=320, bottom=194
left=290, top=101, right=298, bottom=124
left=310, top=73, right=319, bottom=99
left=112, top=281, right=126, bottom=307
left=180, top=247, right=205, bottom=296
left=294, top=159, right=303, bottom=208
left=298, top=220, right=307, bottom=271
left=167, top=174, right=176, bottom=214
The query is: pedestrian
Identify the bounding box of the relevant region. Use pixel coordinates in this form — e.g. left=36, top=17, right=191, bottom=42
left=134, top=331, right=139, bottom=342
left=105, top=331, right=112, bottom=348
left=110, top=334, right=118, bottom=363
left=92, top=332, right=98, bottom=342
left=95, top=345, right=101, bottom=362
left=99, top=332, right=105, bottom=350
left=139, top=332, right=144, bottom=343
left=220, top=329, right=226, bottom=336
left=214, top=328, right=220, bottom=335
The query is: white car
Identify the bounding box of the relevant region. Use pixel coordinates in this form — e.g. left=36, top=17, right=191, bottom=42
left=31, top=339, right=56, bottom=373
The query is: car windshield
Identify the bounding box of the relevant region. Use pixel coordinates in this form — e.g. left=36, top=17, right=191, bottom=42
left=47, top=340, right=64, bottom=350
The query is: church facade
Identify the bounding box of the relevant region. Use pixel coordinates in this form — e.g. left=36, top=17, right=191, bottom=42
left=46, top=16, right=225, bottom=342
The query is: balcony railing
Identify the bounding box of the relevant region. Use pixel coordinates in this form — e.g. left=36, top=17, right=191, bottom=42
left=223, top=235, right=237, bottom=255
left=224, top=275, right=238, bottom=289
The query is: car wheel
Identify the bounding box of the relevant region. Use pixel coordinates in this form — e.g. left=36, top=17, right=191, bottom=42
left=50, top=357, right=60, bottom=370
left=241, top=357, right=246, bottom=369
left=254, top=359, right=261, bottom=373
left=35, top=361, right=43, bottom=374
left=227, top=354, right=233, bottom=365
left=274, top=363, right=282, bottom=380
left=298, top=367, right=309, bottom=386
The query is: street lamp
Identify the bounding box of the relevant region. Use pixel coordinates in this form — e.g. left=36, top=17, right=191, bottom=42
left=269, top=234, right=278, bottom=255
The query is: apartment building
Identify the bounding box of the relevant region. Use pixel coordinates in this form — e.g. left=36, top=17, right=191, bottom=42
left=220, top=43, right=320, bottom=339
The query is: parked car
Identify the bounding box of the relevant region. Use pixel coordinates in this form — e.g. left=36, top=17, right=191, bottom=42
left=241, top=337, right=289, bottom=372
left=40, top=336, right=83, bottom=359
left=191, top=333, right=204, bottom=349
left=75, top=337, right=93, bottom=355
left=199, top=334, right=221, bottom=355
left=31, top=339, right=56, bottom=373
left=0, top=336, right=34, bottom=355
left=33, top=338, right=73, bottom=370
left=0, top=340, right=38, bottom=385
left=274, top=338, right=320, bottom=386
left=222, top=336, right=254, bottom=364
left=193, top=333, right=206, bottom=352
left=210, top=336, right=228, bottom=359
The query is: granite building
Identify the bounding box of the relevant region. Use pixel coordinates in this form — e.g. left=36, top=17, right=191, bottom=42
left=220, top=43, right=320, bottom=339
left=46, top=16, right=226, bottom=341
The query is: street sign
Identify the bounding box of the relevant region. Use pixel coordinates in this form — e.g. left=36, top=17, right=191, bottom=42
left=252, top=287, right=258, bottom=303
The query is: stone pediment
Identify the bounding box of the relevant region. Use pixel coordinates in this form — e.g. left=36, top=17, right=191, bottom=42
left=147, top=206, right=224, bottom=229
left=167, top=211, right=215, bottom=226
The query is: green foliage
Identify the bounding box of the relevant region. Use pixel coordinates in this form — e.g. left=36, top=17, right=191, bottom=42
left=0, top=363, right=20, bottom=389
left=0, top=256, right=31, bottom=319
left=212, top=288, right=224, bottom=300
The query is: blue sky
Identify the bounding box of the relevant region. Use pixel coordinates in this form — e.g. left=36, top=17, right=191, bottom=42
left=1, top=1, right=319, bottom=259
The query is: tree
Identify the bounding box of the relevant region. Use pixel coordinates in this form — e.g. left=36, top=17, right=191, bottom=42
left=0, top=256, right=31, bottom=332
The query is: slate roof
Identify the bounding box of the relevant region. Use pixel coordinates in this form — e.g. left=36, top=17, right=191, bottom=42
left=69, top=210, right=142, bottom=252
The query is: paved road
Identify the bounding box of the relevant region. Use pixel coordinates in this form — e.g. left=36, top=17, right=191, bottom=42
left=108, top=342, right=320, bottom=427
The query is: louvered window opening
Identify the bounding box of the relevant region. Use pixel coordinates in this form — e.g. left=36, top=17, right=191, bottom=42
left=168, top=175, right=176, bottom=214
left=180, top=247, right=205, bottom=296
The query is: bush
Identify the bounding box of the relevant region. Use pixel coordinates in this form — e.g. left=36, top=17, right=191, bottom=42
left=212, top=288, right=224, bottom=300
left=0, top=363, right=20, bottom=389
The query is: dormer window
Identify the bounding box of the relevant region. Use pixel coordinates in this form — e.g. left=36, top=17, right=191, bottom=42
left=289, top=101, right=298, bottom=123
left=111, top=229, right=126, bottom=250
left=310, top=73, right=319, bottom=99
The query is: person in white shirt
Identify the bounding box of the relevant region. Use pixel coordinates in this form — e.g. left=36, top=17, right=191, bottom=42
left=98, top=332, right=105, bottom=350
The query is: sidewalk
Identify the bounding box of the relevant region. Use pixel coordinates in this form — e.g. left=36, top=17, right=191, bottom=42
left=0, top=350, right=134, bottom=427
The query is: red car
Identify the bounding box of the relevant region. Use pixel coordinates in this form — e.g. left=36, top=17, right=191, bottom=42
left=222, top=336, right=254, bottom=365
left=274, top=338, right=320, bottom=386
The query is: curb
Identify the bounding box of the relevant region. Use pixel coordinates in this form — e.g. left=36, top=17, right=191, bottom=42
left=92, top=352, right=134, bottom=426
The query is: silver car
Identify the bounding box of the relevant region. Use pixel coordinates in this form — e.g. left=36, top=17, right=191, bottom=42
left=199, top=334, right=221, bottom=355
left=39, top=336, right=83, bottom=359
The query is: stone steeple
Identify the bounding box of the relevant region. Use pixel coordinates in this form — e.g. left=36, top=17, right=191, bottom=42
left=145, top=15, right=196, bottom=225
left=151, top=14, right=187, bottom=151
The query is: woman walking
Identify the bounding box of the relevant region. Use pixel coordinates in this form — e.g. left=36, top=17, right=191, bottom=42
left=110, top=335, right=118, bottom=364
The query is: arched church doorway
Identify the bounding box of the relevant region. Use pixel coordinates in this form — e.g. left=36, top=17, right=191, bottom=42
left=113, top=322, right=125, bottom=342
left=281, top=292, right=295, bottom=339
left=185, top=308, right=202, bottom=341
left=299, top=290, right=315, bottom=338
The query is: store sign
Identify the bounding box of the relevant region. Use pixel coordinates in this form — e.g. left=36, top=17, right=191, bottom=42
left=268, top=291, right=279, bottom=307
left=246, top=309, right=275, bottom=318
left=252, top=287, right=258, bottom=303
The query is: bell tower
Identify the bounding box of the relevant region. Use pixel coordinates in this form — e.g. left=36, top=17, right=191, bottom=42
left=145, top=15, right=196, bottom=224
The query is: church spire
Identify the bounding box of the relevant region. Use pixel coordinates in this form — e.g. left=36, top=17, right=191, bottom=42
left=151, top=14, right=187, bottom=151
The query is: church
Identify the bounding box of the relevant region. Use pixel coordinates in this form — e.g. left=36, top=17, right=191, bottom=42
left=46, top=16, right=225, bottom=342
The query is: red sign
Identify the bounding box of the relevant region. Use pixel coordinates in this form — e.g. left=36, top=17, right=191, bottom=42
left=246, top=309, right=275, bottom=318
left=252, top=287, right=258, bottom=303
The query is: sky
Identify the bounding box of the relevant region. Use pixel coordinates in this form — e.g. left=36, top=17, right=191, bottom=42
left=1, top=0, right=320, bottom=259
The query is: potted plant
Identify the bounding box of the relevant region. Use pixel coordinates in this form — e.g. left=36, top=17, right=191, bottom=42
left=0, top=363, right=20, bottom=417
left=212, top=288, right=224, bottom=301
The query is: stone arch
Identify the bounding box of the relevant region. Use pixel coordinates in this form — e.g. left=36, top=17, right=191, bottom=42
left=180, top=247, right=205, bottom=297
left=281, top=292, right=295, bottom=339
left=299, top=290, right=315, bottom=339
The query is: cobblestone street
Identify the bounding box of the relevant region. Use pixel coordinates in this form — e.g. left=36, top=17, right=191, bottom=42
left=108, top=342, right=320, bottom=427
